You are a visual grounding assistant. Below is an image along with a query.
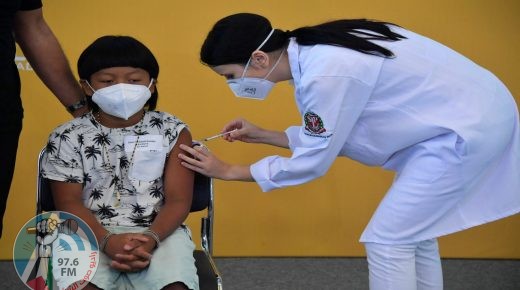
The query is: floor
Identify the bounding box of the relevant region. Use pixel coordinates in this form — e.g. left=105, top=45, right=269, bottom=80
left=1, top=257, right=519, bottom=289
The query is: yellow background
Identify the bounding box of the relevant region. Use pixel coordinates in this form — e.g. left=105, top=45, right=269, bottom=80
left=1, top=0, right=519, bottom=259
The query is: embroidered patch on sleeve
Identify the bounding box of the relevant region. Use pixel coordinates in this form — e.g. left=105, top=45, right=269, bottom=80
left=304, top=111, right=325, bottom=134
left=303, top=111, right=333, bottom=139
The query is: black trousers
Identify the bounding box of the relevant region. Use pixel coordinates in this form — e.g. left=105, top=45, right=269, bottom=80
left=0, top=63, right=23, bottom=238
left=0, top=118, right=22, bottom=238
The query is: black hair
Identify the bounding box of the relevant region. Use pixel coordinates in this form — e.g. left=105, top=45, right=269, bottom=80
left=77, top=35, right=159, bottom=110
left=200, top=13, right=406, bottom=66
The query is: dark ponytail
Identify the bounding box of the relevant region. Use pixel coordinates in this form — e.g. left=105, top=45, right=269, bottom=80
left=200, top=13, right=405, bottom=67
left=288, top=19, right=406, bottom=57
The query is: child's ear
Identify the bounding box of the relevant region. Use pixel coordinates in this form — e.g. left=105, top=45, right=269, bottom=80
left=79, top=79, right=94, bottom=96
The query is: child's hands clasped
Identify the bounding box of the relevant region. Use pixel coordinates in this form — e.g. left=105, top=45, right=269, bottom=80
left=104, top=233, right=156, bottom=272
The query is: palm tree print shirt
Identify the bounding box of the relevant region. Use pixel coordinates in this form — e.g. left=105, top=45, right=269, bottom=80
left=41, top=111, right=187, bottom=227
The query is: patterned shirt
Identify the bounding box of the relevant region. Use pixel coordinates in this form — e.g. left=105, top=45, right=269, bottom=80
left=41, top=111, right=187, bottom=227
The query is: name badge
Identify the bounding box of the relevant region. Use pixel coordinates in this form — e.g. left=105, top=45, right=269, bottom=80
left=124, top=135, right=163, bottom=152
left=124, top=135, right=167, bottom=181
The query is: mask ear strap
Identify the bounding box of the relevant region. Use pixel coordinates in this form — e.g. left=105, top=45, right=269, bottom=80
left=147, top=78, right=155, bottom=89
left=241, top=29, right=275, bottom=79
left=255, top=29, right=275, bottom=51
left=264, top=49, right=285, bottom=80
left=240, top=59, right=253, bottom=79
left=84, top=80, right=96, bottom=93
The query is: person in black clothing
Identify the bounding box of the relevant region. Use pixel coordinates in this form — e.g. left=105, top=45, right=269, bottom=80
left=0, top=0, right=87, bottom=237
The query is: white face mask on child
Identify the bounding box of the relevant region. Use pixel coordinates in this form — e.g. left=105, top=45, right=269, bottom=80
left=88, top=79, right=154, bottom=120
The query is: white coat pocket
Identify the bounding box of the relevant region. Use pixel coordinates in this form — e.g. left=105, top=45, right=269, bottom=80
left=125, top=135, right=167, bottom=181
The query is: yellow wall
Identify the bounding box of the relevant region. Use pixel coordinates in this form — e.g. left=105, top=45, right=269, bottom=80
left=1, top=0, right=519, bottom=259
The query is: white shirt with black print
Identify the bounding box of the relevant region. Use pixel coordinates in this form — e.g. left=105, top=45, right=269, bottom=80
left=41, top=111, right=187, bottom=227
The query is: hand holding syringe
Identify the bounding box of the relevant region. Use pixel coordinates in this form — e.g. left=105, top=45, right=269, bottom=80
left=202, top=128, right=238, bottom=141
left=180, top=118, right=280, bottom=180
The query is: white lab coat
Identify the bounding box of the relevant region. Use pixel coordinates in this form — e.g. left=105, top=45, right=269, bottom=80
left=250, top=27, right=520, bottom=244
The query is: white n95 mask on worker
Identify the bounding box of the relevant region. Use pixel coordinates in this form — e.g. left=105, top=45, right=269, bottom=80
left=227, top=29, right=284, bottom=100
left=227, top=77, right=275, bottom=100
left=89, top=79, right=153, bottom=120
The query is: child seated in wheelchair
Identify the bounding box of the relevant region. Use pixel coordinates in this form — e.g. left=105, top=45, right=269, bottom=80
left=41, top=35, right=199, bottom=290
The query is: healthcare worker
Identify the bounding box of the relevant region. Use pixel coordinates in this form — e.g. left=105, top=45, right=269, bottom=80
left=178, top=13, right=520, bottom=290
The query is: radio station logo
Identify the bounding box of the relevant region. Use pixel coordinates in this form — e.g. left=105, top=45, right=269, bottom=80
left=13, top=211, right=99, bottom=290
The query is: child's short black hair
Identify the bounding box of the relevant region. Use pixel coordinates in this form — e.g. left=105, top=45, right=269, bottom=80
left=78, top=35, right=160, bottom=110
